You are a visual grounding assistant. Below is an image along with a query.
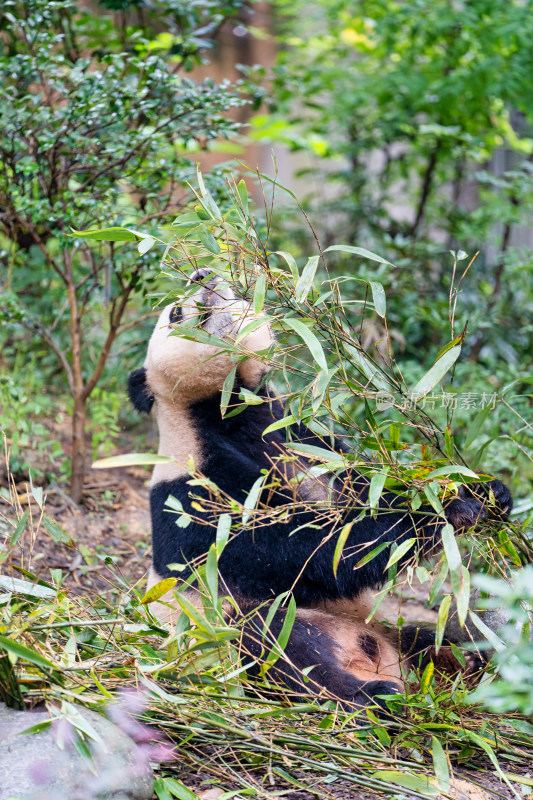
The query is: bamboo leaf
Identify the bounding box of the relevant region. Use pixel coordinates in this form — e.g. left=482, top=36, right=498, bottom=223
left=294, top=255, right=319, bottom=302
left=43, top=515, right=74, bottom=546
left=441, top=523, right=461, bottom=571
left=436, top=594, right=451, bottom=650
left=369, top=281, right=386, bottom=317
left=197, top=226, right=220, bottom=254
left=274, top=250, right=299, bottom=279
left=425, top=465, right=478, bottom=480
left=141, top=578, right=178, bottom=604
left=355, top=541, right=390, bottom=569
left=242, top=475, right=266, bottom=525
left=369, top=469, right=389, bottom=517
left=333, top=523, right=353, bottom=577
left=324, top=244, right=393, bottom=265
left=69, top=226, right=139, bottom=242
left=93, top=453, right=174, bottom=468
left=220, top=365, right=237, bottom=417
left=0, top=635, right=56, bottom=671
left=237, top=179, right=249, bottom=215
left=412, top=345, right=461, bottom=399
left=431, top=736, right=450, bottom=792
left=138, top=236, right=156, bottom=254
left=216, top=513, right=232, bottom=553
left=262, top=414, right=296, bottom=437
left=372, top=771, right=438, bottom=795
left=385, top=537, right=416, bottom=569
left=253, top=273, right=267, bottom=314
left=283, top=317, right=327, bottom=371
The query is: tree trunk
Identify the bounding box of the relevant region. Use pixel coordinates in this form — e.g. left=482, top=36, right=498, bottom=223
left=70, top=392, right=86, bottom=504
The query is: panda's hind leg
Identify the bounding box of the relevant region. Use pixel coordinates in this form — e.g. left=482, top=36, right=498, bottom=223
left=238, top=604, right=403, bottom=713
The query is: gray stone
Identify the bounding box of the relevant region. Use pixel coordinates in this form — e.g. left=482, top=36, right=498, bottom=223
left=0, top=702, right=154, bottom=800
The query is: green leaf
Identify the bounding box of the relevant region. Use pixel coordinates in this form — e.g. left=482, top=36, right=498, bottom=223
left=463, top=405, right=493, bottom=450
left=220, top=365, right=237, bottom=417
left=450, top=564, right=470, bottom=627
left=242, top=475, right=266, bottom=525
left=355, top=541, right=390, bottom=569
left=294, top=255, right=319, bottom=302
left=138, top=237, right=156, bottom=254
left=0, top=575, right=56, bottom=599
left=324, top=244, right=392, bottom=266
left=283, top=317, right=327, bottom=371
left=141, top=578, right=177, bottom=604
left=385, top=537, right=416, bottom=569
left=412, top=345, right=461, bottom=399
left=92, top=453, right=174, bottom=468
left=369, top=281, right=386, bottom=317
left=469, top=611, right=505, bottom=652
left=0, top=635, right=56, bottom=671
left=235, top=316, right=272, bottom=345
left=161, top=777, right=198, bottom=800
left=237, top=179, right=249, bottom=215
left=274, top=250, right=299, bottom=279
left=372, top=771, right=438, bottom=795
left=436, top=594, right=451, bottom=650
left=42, top=515, right=75, bottom=546
left=441, top=523, right=461, bottom=571
left=175, top=594, right=216, bottom=638
left=265, top=595, right=296, bottom=667
left=253, top=273, right=267, bottom=314
left=10, top=510, right=29, bottom=547
left=287, top=442, right=344, bottom=462
left=205, top=543, right=218, bottom=602
left=239, top=388, right=264, bottom=405
left=425, top=465, right=478, bottom=480
left=262, top=414, right=296, bottom=436
left=333, top=522, right=353, bottom=577
left=197, top=226, right=220, bottom=254
left=369, top=469, right=389, bottom=517
left=216, top=513, right=232, bottom=553
left=431, top=736, right=450, bottom=792
left=69, top=226, right=139, bottom=242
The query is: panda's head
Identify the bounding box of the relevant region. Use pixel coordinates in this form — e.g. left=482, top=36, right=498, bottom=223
left=128, top=270, right=273, bottom=413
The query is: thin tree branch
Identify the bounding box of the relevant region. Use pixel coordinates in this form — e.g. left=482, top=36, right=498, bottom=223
left=16, top=317, right=74, bottom=394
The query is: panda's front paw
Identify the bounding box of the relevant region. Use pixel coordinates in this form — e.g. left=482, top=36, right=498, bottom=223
left=445, top=497, right=487, bottom=531
left=459, top=479, right=513, bottom=517
left=484, top=479, right=513, bottom=515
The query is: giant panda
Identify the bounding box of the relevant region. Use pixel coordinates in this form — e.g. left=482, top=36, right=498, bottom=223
left=128, top=269, right=513, bottom=711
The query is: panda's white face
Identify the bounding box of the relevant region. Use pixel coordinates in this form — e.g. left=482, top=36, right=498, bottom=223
left=144, top=272, right=273, bottom=405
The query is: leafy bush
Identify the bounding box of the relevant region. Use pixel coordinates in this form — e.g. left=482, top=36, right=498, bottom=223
left=471, top=567, right=533, bottom=716
left=0, top=0, right=245, bottom=500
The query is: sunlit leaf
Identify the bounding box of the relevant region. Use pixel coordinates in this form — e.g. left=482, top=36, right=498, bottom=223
left=412, top=345, right=461, bottom=399
left=141, top=578, right=178, bottom=604
left=93, top=453, right=174, bottom=468
left=333, top=522, right=353, bottom=577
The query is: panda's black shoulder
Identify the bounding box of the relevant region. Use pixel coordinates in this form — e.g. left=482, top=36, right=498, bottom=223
left=128, top=367, right=154, bottom=414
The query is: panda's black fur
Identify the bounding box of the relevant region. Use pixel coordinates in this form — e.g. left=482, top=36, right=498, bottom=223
left=129, top=271, right=513, bottom=711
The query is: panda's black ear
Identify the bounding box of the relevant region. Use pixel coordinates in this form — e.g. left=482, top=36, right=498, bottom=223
left=128, top=368, right=154, bottom=414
